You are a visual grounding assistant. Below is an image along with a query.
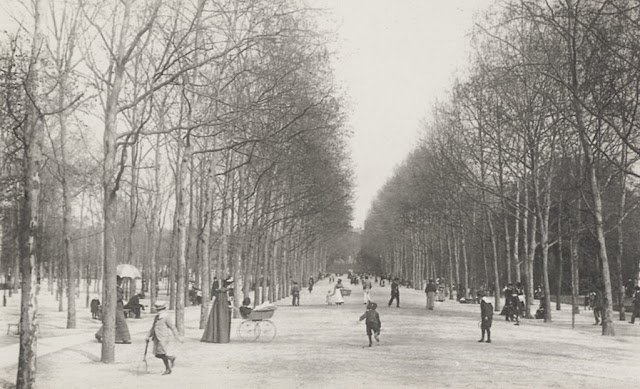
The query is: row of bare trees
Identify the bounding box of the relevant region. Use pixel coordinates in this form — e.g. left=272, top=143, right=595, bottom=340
left=1, top=0, right=352, bottom=386
left=361, top=0, right=640, bottom=338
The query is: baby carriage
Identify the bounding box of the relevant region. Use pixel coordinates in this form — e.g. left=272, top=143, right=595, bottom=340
left=238, top=303, right=277, bottom=342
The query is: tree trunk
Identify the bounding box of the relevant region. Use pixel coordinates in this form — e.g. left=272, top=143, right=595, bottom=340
left=567, top=0, right=614, bottom=336
left=513, top=179, right=521, bottom=282
left=199, top=154, right=214, bottom=329
left=175, top=137, right=191, bottom=335
left=16, top=0, right=44, bottom=384
left=615, top=146, right=627, bottom=321
left=487, top=214, right=501, bottom=311
left=446, top=229, right=454, bottom=300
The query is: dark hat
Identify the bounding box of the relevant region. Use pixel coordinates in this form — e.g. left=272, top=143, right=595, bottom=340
left=242, top=297, right=251, bottom=306
left=367, top=302, right=378, bottom=310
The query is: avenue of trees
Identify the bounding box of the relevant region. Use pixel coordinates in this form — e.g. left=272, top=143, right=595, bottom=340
left=0, top=0, right=352, bottom=386
left=361, top=0, right=640, bottom=337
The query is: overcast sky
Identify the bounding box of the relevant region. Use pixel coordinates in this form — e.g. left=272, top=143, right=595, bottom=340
left=310, top=0, right=496, bottom=228
left=0, top=0, right=497, bottom=228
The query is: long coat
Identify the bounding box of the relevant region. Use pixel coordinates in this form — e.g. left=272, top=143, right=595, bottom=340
left=148, top=310, right=178, bottom=356
left=201, top=288, right=232, bottom=343
left=480, top=297, right=493, bottom=329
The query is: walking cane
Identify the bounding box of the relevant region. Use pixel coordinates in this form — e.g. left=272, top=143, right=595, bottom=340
left=143, top=338, right=150, bottom=372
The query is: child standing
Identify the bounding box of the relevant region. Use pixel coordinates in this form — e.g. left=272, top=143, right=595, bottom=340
left=326, top=290, right=333, bottom=305
left=478, top=291, right=493, bottom=343
left=146, top=301, right=181, bottom=375
left=291, top=281, right=300, bottom=306
left=358, top=302, right=381, bottom=347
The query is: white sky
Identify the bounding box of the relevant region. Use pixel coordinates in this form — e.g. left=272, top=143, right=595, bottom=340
left=1, top=0, right=497, bottom=229
left=309, top=0, right=496, bottom=228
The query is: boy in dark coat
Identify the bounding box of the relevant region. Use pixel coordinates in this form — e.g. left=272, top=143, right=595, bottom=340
left=478, top=291, right=493, bottom=343
left=359, top=302, right=381, bottom=347
left=388, top=278, right=400, bottom=307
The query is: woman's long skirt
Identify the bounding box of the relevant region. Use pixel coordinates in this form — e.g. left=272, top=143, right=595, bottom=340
left=201, top=294, right=231, bottom=343
left=95, top=306, right=131, bottom=342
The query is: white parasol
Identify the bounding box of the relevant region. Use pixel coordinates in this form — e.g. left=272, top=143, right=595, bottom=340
left=117, top=264, right=142, bottom=279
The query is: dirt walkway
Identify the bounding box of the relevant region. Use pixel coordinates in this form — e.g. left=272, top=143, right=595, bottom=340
left=1, top=277, right=639, bottom=388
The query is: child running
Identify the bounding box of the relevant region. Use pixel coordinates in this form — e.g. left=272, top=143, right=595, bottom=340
left=146, top=301, right=182, bottom=375
left=358, top=302, right=381, bottom=347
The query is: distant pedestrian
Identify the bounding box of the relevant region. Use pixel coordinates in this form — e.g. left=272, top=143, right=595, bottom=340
left=308, top=276, right=314, bottom=293
left=146, top=301, right=181, bottom=375
left=333, top=279, right=345, bottom=305
left=358, top=302, right=381, bottom=347
left=90, top=296, right=101, bottom=319
left=291, top=281, right=301, bottom=306
left=478, top=291, right=493, bottom=343
left=584, top=292, right=593, bottom=310
left=362, top=276, right=373, bottom=305
left=388, top=278, right=400, bottom=307
left=425, top=279, right=437, bottom=310
left=592, top=289, right=603, bottom=325
left=629, top=287, right=640, bottom=324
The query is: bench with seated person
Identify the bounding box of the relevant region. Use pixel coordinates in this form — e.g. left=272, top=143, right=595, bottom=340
left=124, top=293, right=145, bottom=318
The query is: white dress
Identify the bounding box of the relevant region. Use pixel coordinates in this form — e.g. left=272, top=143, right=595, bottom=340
left=333, top=285, right=345, bottom=304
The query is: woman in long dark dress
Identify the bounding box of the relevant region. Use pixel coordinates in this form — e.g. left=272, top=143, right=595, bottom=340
left=95, top=277, right=131, bottom=344
left=201, top=279, right=232, bottom=343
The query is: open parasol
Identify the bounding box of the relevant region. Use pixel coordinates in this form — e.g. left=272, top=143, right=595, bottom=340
left=117, top=264, right=141, bottom=279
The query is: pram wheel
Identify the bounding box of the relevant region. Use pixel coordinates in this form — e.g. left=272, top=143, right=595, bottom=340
left=257, top=320, right=276, bottom=342
left=239, top=320, right=260, bottom=342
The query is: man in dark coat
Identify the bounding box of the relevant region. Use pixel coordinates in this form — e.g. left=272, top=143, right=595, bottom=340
left=479, top=291, right=493, bottom=343
left=291, top=281, right=301, bottom=306
left=388, top=278, right=400, bottom=307
left=124, top=293, right=144, bottom=318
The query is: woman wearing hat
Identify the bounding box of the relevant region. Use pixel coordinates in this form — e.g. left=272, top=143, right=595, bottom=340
left=201, top=277, right=233, bottom=343
left=147, top=301, right=181, bottom=375
left=95, top=276, right=131, bottom=344
left=332, top=279, right=345, bottom=305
